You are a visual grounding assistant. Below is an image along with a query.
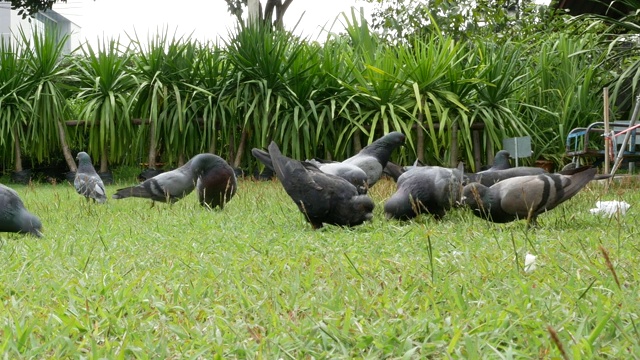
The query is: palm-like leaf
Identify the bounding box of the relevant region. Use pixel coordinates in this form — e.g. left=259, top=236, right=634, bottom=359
left=75, top=38, right=137, bottom=170
left=518, top=34, right=607, bottom=164
left=130, top=29, right=203, bottom=167
left=224, top=22, right=308, bottom=163
left=21, top=27, right=76, bottom=169
left=338, top=11, right=415, bottom=159
left=0, top=36, right=33, bottom=170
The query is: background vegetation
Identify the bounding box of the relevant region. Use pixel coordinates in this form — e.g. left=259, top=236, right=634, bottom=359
left=0, top=1, right=639, bottom=177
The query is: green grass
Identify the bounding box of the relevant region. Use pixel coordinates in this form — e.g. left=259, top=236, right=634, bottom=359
left=1, top=177, right=639, bottom=358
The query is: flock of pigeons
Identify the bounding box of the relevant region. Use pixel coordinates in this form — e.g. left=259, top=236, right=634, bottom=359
left=0, top=131, right=600, bottom=237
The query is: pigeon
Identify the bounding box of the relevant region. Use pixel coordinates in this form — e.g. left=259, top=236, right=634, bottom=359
left=112, top=159, right=196, bottom=204
left=383, top=159, right=425, bottom=182
left=191, top=153, right=237, bottom=209
left=384, top=166, right=463, bottom=220
left=383, top=161, right=407, bottom=182
left=464, top=167, right=547, bottom=187
left=342, top=131, right=406, bottom=187
left=74, top=152, right=107, bottom=203
left=0, top=184, right=43, bottom=237
left=267, top=141, right=375, bottom=229
left=561, top=162, right=577, bottom=171
left=478, top=150, right=511, bottom=173
left=461, top=165, right=596, bottom=225
left=251, top=148, right=368, bottom=194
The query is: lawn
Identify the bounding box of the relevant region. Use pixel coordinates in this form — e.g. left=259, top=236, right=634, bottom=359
left=1, top=175, right=639, bottom=358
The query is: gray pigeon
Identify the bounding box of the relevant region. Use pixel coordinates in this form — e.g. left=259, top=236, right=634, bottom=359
left=191, top=153, right=237, bottom=209
left=478, top=150, right=511, bottom=173
left=382, top=161, right=405, bottom=182
left=252, top=148, right=368, bottom=194
left=0, top=184, right=43, bottom=237
left=112, top=159, right=196, bottom=204
left=343, top=131, right=406, bottom=187
left=384, top=166, right=463, bottom=220
left=268, top=141, right=375, bottom=229
left=464, top=167, right=547, bottom=187
left=462, top=165, right=596, bottom=224
left=383, top=159, right=426, bottom=182
left=74, top=152, right=107, bottom=203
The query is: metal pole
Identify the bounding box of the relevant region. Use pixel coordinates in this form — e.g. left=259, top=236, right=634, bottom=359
left=603, top=88, right=610, bottom=174
left=610, top=95, right=640, bottom=180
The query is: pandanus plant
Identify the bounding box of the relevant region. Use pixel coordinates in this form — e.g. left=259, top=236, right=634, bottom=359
left=130, top=30, right=213, bottom=169
left=0, top=27, right=76, bottom=177
left=0, top=34, right=32, bottom=176
left=74, top=37, right=137, bottom=174
left=23, top=27, right=77, bottom=172
left=337, top=9, right=415, bottom=159
left=224, top=21, right=311, bottom=164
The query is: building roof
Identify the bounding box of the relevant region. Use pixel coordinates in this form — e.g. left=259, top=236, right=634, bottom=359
left=37, top=8, right=79, bottom=27
left=554, top=0, right=636, bottom=19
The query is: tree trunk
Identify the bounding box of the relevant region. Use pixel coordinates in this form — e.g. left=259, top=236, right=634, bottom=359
left=449, top=120, right=459, bottom=168
left=229, top=131, right=236, bottom=164
left=57, top=120, right=77, bottom=172
left=353, top=130, right=362, bottom=153
left=486, top=135, right=494, bottom=167
left=265, top=0, right=293, bottom=28
left=148, top=120, right=157, bottom=169
left=248, top=0, right=261, bottom=25
left=416, top=112, right=425, bottom=163
left=233, top=129, right=249, bottom=168
left=100, top=145, right=108, bottom=173
left=208, top=130, right=217, bottom=154
left=472, top=129, right=482, bottom=172
left=13, top=127, right=23, bottom=172
left=178, top=152, right=185, bottom=167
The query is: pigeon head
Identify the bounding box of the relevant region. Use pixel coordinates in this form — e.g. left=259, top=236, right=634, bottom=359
left=190, top=153, right=227, bottom=176
left=492, top=150, right=511, bottom=169
left=461, top=183, right=489, bottom=214
left=75, top=152, right=97, bottom=174
left=337, top=195, right=375, bottom=226
left=76, top=152, right=92, bottom=165
left=18, top=209, right=43, bottom=237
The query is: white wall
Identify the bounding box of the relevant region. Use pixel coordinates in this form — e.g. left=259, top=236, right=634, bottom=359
left=0, top=2, right=79, bottom=53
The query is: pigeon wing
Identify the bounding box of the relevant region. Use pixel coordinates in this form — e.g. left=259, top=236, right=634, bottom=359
left=268, top=142, right=330, bottom=220
left=112, top=162, right=195, bottom=202
left=496, top=175, right=548, bottom=217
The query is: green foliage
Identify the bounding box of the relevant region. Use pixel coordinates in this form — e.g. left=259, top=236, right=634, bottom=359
left=1, top=178, right=639, bottom=357
left=0, top=35, right=33, bottom=168
left=0, top=5, right=632, bottom=173
left=74, top=38, right=137, bottom=165
left=224, top=22, right=307, bottom=158
left=577, top=1, right=640, bottom=117
left=5, top=27, right=75, bottom=166
left=518, top=33, right=607, bottom=163
left=364, top=0, right=552, bottom=42
left=339, top=10, right=415, bottom=151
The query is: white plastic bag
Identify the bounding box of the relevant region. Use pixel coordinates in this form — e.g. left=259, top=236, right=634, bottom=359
left=589, top=201, right=631, bottom=217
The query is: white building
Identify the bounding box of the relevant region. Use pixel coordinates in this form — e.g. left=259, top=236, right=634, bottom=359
left=0, top=1, right=80, bottom=54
